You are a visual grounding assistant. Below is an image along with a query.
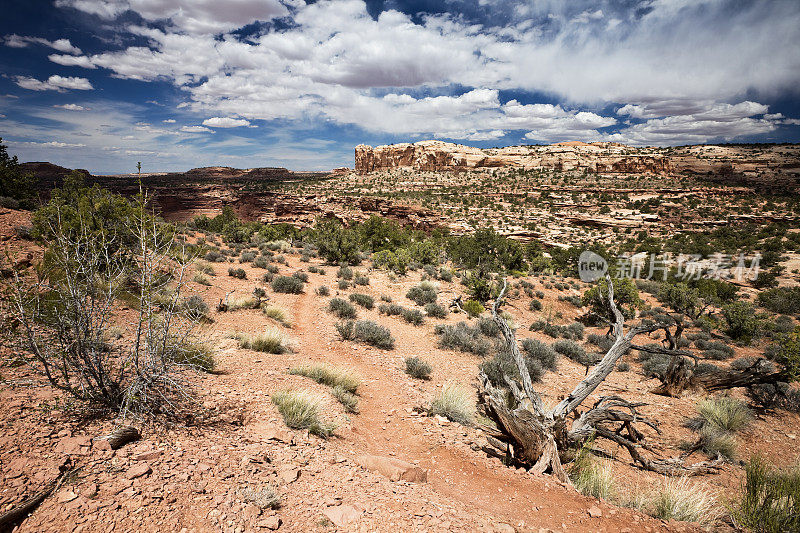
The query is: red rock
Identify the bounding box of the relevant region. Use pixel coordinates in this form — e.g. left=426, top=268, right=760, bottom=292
left=258, top=516, right=281, bottom=530
left=57, top=490, right=78, bottom=503
left=125, top=463, right=152, bottom=479
left=588, top=505, right=602, bottom=518
left=322, top=504, right=362, bottom=527
left=354, top=455, right=428, bottom=483
left=136, top=450, right=161, bottom=461
left=278, top=467, right=299, bottom=484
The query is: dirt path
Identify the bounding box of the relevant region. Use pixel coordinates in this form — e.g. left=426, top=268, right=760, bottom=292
left=275, top=284, right=689, bottom=532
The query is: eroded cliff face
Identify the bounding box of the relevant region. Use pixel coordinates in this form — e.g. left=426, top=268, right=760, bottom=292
left=355, top=140, right=673, bottom=174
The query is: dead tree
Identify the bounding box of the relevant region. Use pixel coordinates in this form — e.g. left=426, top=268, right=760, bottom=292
left=478, top=276, right=721, bottom=481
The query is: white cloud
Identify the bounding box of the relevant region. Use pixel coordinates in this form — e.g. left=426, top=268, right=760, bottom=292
left=180, top=125, right=213, bottom=133
left=202, top=117, right=251, bottom=128
left=54, top=104, right=88, bottom=110
left=4, top=35, right=82, bottom=54
left=12, top=140, right=87, bottom=148
left=162, top=118, right=176, bottom=123
left=15, top=75, right=94, bottom=91
left=48, top=54, right=96, bottom=68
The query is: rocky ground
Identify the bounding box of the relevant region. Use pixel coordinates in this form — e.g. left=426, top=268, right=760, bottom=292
left=2, top=208, right=799, bottom=532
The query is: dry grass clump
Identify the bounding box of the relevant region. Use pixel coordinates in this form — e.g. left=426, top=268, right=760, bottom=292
left=170, top=339, right=217, bottom=373
left=697, top=396, right=751, bottom=433
left=331, top=385, right=359, bottom=413
left=237, top=484, right=280, bottom=509
left=227, top=295, right=258, bottom=311
left=237, top=328, right=290, bottom=354
left=193, top=273, right=211, bottom=285
left=734, top=455, right=800, bottom=532
left=289, top=363, right=360, bottom=393
left=647, top=477, right=720, bottom=526
left=430, top=382, right=474, bottom=425
left=571, top=453, right=615, bottom=500
left=271, top=389, right=336, bottom=437
left=262, top=304, right=290, bottom=326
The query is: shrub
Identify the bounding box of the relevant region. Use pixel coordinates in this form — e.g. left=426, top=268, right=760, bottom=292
left=182, top=295, right=209, bottom=320
left=195, top=260, right=215, bottom=275
left=353, top=272, right=370, bottom=286
left=237, top=328, right=290, bottom=354
left=252, top=256, right=269, bottom=269
left=477, top=316, right=501, bottom=337
left=379, top=302, right=424, bottom=325
left=337, top=265, right=353, bottom=280
left=481, top=346, right=544, bottom=386
left=407, top=282, right=438, bottom=306
left=587, top=333, right=614, bottom=352
left=292, top=271, right=309, bottom=283
left=240, top=251, right=256, bottom=263
left=648, top=477, right=720, bottom=526
left=271, top=390, right=335, bottom=437
left=436, top=322, right=491, bottom=356
left=566, top=322, right=584, bottom=340
left=722, top=301, right=761, bottom=342
left=553, top=339, right=592, bottom=366
left=193, top=273, right=211, bottom=285
left=734, top=455, right=800, bottom=532
left=328, top=297, right=357, bottom=319
left=529, top=298, right=542, bottom=311
left=205, top=250, right=224, bottom=262
left=639, top=350, right=671, bottom=379
left=272, top=275, right=304, bottom=294
left=463, top=299, right=484, bottom=318
left=522, top=338, right=557, bottom=371
left=337, top=280, right=350, bottom=290
left=335, top=320, right=354, bottom=340
left=352, top=320, right=394, bottom=349
left=697, top=396, right=751, bottom=433
left=228, top=267, right=247, bottom=279
left=316, top=285, right=330, bottom=296
left=430, top=382, right=474, bottom=424
left=349, top=293, right=374, bottom=309
left=266, top=264, right=279, bottom=274
left=404, top=357, right=432, bottom=379
left=424, top=302, right=448, bottom=318
left=289, top=363, right=360, bottom=393
left=703, top=341, right=735, bottom=360
left=758, top=286, right=800, bottom=316
left=699, top=427, right=738, bottom=461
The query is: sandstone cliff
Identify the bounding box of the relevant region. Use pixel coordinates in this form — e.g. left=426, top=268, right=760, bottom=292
left=355, top=140, right=672, bottom=175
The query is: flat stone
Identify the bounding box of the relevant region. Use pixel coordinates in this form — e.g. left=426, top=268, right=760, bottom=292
left=354, top=454, right=428, bottom=483
left=258, top=516, right=281, bottom=530
left=588, top=506, right=602, bottom=518
left=136, top=450, right=162, bottom=461
left=278, top=467, right=299, bottom=484
left=125, top=463, right=152, bottom=479
left=323, top=504, right=362, bottom=527
left=57, top=490, right=78, bottom=503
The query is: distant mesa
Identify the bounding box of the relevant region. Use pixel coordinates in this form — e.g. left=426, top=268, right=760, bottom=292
left=354, top=140, right=800, bottom=191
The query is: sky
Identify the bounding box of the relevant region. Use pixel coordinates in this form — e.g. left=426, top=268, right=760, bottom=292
left=1, top=0, right=799, bottom=174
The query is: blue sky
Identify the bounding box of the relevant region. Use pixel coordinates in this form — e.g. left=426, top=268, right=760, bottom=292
left=1, top=0, right=799, bottom=174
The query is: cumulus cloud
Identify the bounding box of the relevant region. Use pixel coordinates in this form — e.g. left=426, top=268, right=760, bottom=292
left=54, top=103, right=88, bottom=110
left=180, top=125, right=213, bottom=133
left=5, top=35, right=82, bottom=54
left=15, top=75, right=94, bottom=91
left=202, top=117, right=251, bottom=128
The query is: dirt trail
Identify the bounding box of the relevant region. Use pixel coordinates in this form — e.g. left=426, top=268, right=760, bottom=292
left=277, top=284, right=687, bottom=532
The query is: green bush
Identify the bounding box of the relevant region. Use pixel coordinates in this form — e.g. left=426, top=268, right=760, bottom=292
left=435, top=322, right=491, bottom=356
left=424, top=302, right=448, bottom=318
left=758, top=286, right=800, bottom=316
left=349, top=293, right=374, bottom=309
left=722, top=301, right=761, bottom=342
left=271, top=275, right=304, bottom=294
left=292, top=271, right=309, bottom=283
left=228, top=267, right=247, bottom=279
left=328, top=297, right=357, bottom=319
left=407, top=282, right=438, bottom=306
left=316, top=285, right=330, bottom=296
left=734, top=455, right=800, bottom=532
left=404, top=357, right=432, bottom=379
left=463, top=299, right=484, bottom=318
left=553, top=339, right=592, bottom=366
left=348, top=320, right=394, bottom=349
left=522, top=338, right=557, bottom=371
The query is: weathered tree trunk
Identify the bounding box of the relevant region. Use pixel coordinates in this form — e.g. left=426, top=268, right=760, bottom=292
left=104, top=426, right=141, bottom=449
left=652, top=356, right=785, bottom=397
left=478, top=276, right=723, bottom=478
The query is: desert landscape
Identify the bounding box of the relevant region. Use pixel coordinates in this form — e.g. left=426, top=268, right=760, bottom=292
left=2, top=135, right=800, bottom=533
left=2, top=1, right=800, bottom=532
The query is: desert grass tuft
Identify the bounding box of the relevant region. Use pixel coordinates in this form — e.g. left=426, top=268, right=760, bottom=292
left=430, top=382, right=474, bottom=425
left=697, top=396, right=751, bottom=433
left=647, top=477, right=720, bottom=526
left=404, top=357, right=432, bottom=380
left=237, top=328, right=290, bottom=354
left=288, top=363, right=360, bottom=393
left=271, top=389, right=336, bottom=437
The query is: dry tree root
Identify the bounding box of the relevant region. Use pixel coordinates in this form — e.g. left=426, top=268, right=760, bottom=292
left=0, top=459, right=75, bottom=533
left=105, top=426, right=141, bottom=449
